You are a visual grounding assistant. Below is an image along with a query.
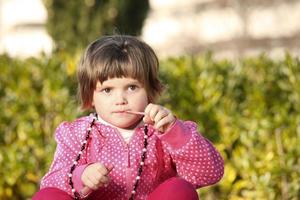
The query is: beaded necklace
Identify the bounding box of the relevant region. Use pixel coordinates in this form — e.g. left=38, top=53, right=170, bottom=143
left=68, top=113, right=149, bottom=200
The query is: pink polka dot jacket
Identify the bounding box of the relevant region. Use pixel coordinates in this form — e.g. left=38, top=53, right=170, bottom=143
left=40, top=114, right=224, bottom=199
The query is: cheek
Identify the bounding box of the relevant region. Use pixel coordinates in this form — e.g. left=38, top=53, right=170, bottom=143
left=93, top=94, right=106, bottom=109
left=142, top=95, right=149, bottom=106
left=133, top=93, right=149, bottom=108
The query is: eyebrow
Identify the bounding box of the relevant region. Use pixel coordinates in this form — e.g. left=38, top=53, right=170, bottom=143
left=96, top=80, right=142, bottom=88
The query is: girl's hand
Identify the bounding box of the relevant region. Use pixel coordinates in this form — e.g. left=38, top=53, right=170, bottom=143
left=143, top=103, right=176, bottom=133
left=81, top=163, right=113, bottom=190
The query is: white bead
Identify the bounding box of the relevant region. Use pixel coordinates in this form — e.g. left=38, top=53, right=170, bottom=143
left=83, top=140, right=87, bottom=144
left=136, top=176, right=140, bottom=180
left=140, top=162, right=144, bottom=165
left=68, top=173, right=72, bottom=177
left=142, top=148, right=147, bottom=152
left=72, top=189, right=75, bottom=193
left=73, top=161, right=78, bottom=165
left=144, top=135, right=148, bottom=139
left=79, top=151, right=82, bottom=155
left=131, top=190, right=136, bottom=194
left=87, top=127, right=92, bottom=131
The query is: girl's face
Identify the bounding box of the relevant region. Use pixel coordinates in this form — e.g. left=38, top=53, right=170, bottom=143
left=93, top=77, right=149, bottom=129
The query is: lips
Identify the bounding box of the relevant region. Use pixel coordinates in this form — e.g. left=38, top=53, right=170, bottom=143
left=113, top=110, right=129, bottom=113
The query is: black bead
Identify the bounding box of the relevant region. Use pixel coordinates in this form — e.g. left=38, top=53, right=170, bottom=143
left=138, top=168, right=143, bottom=174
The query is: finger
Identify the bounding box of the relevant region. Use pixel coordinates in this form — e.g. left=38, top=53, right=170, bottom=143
left=90, top=171, right=102, bottom=182
left=93, top=165, right=111, bottom=184
left=155, top=114, right=175, bottom=132
left=144, top=103, right=154, bottom=115
left=143, top=115, right=153, bottom=124
left=85, top=178, right=99, bottom=190
left=92, top=172, right=104, bottom=184
left=80, top=186, right=92, bottom=197
left=144, top=104, right=160, bottom=121
left=149, top=105, right=160, bottom=121
left=99, top=175, right=110, bottom=185
left=105, top=164, right=114, bottom=173
left=153, top=109, right=169, bottom=123
left=95, top=163, right=109, bottom=175
left=90, top=175, right=108, bottom=189
left=88, top=175, right=102, bottom=187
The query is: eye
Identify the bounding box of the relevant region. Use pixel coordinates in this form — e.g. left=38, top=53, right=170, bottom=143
left=128, top=85, right=138, bottom=91
left=101, top=88, right=111, bottom=93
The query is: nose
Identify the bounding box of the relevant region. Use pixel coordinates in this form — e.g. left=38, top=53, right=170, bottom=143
left=115, top=91, right=127, bottom=105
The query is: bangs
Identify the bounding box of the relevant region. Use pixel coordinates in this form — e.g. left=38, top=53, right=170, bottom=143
left=93, top=49, right=147, bottom=85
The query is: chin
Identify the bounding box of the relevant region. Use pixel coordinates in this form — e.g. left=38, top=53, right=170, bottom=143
left=114, top=120, right=142, bottom=129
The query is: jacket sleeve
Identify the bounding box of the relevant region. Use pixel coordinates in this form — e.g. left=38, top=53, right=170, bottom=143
left=40, top=122, right=90, bottom=197
left=159, top=119, right=224, bottom=188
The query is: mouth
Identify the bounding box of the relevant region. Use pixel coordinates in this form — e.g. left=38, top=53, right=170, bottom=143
left=113, top=110, right=129, bottom=114
left=112, top=110, right=145, bottom=115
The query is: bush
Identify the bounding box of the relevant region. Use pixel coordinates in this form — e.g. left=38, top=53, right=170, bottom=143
left=0, top=53, right=80, bottom=199
left=44, top=0, right=149, bottom=53
left=1, top=53, right=299, bottom=199
left=160, top=53, right=300, bottom=199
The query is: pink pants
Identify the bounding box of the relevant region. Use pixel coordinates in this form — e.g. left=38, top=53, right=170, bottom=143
left=33, top=177, right=198, bottom=200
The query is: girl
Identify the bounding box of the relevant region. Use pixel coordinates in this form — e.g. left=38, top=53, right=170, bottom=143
left=33, top=35, right=224, bottom=200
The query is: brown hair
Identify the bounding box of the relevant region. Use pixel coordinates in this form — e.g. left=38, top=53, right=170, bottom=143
left=77, top=35, right=164, bottom=110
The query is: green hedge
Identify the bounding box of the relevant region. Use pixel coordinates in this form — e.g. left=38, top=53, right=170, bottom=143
left=0, top=53, right=299, bottom=199
left=0, top=53, right=80, bottom=199
left=160, top=54, right=300, bottom=199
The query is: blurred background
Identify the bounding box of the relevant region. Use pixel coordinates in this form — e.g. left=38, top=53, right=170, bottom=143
left=0, top=0, right=300, bottom=199
left=2, top=0, right=300, bottom=58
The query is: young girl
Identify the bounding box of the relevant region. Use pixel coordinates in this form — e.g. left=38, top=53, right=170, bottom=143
left=33, top=35, right=224, bottom=200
